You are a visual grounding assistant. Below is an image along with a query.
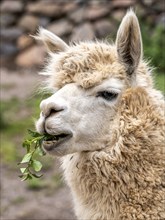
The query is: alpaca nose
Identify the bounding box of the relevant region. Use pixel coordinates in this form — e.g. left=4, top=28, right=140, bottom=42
left=40, top=99, right=65, bottom=118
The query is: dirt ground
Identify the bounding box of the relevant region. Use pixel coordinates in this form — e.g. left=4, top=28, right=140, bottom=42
left=0, top=68, right=76, bottom=220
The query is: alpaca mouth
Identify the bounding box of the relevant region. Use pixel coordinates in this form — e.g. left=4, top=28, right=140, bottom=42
left=42, top=133, right=72, bottom=151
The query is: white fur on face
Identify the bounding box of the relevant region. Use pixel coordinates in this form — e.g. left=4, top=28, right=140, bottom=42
left=36, top=77, right=124, bottom=156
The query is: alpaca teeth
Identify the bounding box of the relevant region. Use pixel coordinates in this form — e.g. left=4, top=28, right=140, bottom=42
left=52, top=140, right=58, bottom=143
left=43, top=133, right=70, bottom=147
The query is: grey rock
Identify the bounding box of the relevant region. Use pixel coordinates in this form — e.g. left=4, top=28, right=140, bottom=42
left=71, top=22, right=95, bottom=41
left=151, top=0, right=165, bottom=12
left=1, top=0, right=24, bottom=13
left=143, top=0, right=154, bottom=6
left=88, top=1, right=107, bottom=7
left=134, top=4, right=146, bottom=17
left=85, top=6, right=110, bottom=20
left=19, top=15, right=39, bottom=32
left=39, top=17, right=50, bottom=27
left=0, top=14, right=17, bottom=27
left=156, top=13, right=165, bottom=28
left=111, top=0, right=135, bottom=8
left=0, top=42, right=18, bottom=57
left=94, top=19, right=115, bottom=39
left=27, top=2, right=62, bottom=17
left=17, top=35, right=34, bottom=50
left=62, top=2, right=78, bottom=13
left=69, top=7, right=85, bottom=23
left=48, top=19, right=73, bottom=36
left=112, top=10, right=125, bottom=22
left=0, top=28, right=23, bottom=42
left=16, top=45, right=45, bottom=67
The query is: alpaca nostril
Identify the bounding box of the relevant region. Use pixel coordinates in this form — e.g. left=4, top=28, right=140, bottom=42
left=40, top=99, right=66, bottom=118
left=46, top=107, right=64, bottom=118
left=49, top=108, right=63, bottom=116
left=41, top=106, right=64, bottom=118
left=49, top=108, right=57, bottom=115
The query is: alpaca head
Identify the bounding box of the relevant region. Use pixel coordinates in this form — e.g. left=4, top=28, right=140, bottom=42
left=36, top=10, right=151, bottom=156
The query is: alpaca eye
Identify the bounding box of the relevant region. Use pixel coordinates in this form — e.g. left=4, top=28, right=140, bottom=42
left=97, top=91, right=118, bottom=101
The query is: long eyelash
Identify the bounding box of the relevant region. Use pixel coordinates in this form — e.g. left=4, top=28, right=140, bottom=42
left=96, top=91, right=118, bottom=97
left=97, top=91, right=118, bottom=101
left=105, top=90, right=118, bottom=94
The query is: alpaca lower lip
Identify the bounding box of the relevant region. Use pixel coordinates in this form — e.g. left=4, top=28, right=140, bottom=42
left=42, top=134, right=72, bottom=151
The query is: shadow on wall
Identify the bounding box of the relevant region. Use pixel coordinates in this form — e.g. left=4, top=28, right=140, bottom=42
left=0, top=0, right=164, bottom=69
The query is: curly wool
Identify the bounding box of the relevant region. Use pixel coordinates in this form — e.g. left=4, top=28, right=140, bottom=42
left=62, top=87, right=165, bottom=220
left=42, top=42, right=152, bottom=90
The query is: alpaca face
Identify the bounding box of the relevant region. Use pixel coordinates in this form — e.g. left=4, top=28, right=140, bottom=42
left=36, top=10, right=143, bottom=156
left=36, top=78, right=124, bottom=156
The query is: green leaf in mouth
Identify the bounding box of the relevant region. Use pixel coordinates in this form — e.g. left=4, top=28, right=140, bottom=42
left=18, top=129, right=54, bottom=181
left=19, top=152, right=32, bottom=164
left=32, top=160, right=42, bottom=172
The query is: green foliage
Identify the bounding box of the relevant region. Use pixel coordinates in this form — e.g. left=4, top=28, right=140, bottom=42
left=26, top=173, right=64, bottom=191
left=140, top=21, right=165, bottom=93
left=18, top=130, right=56, bottom=181
left=0, top=139, right=18, bottom=163
left=154, top=72, right=165, bottom=93
left=0, top=98, right=38, bottom=136
left=11, top=196, right=26, bottom=205
left=0, top=111, right=7, bottom=130
left=26, top=178, right=47, bottom=190
left=51, top=174, right=64, bottom=189
left=141, top=24, right=165, bottom=74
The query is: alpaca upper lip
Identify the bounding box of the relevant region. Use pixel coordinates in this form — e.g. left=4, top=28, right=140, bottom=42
left=42, top=133, right=72, bottom=151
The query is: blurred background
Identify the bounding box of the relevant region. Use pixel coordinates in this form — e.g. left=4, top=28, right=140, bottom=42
left=0, top=0, right=164, bottom=219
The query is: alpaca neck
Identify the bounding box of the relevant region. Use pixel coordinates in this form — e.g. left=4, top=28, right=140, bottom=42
left=61, top=149, right=122, bottom=220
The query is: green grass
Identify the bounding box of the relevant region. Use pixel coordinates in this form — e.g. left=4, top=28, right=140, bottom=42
left=0, top=138, right=18, bottom=163
left=26, top=173, right=63, bottom=191
left=26, top=178, right=48, bottom=190
left=0, top=95, right=42, bottom=166
left=142, top=25, right=165, bottom=75
left=141, top=20, right=165, bottom=94
left=11, top=196, right=26, bottom=205
left=154, top=73, right=165, bottom=93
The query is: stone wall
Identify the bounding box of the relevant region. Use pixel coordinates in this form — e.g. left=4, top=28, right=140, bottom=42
left=0, top=0, right=164, bottom=68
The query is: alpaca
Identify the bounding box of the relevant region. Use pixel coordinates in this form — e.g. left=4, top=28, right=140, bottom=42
left=36, top=10, right=165, bottom=220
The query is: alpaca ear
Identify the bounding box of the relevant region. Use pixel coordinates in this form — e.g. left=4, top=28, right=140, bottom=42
left=33, top=27, right=69, bottom=53
left=116, top=10, right=142, bottom=75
